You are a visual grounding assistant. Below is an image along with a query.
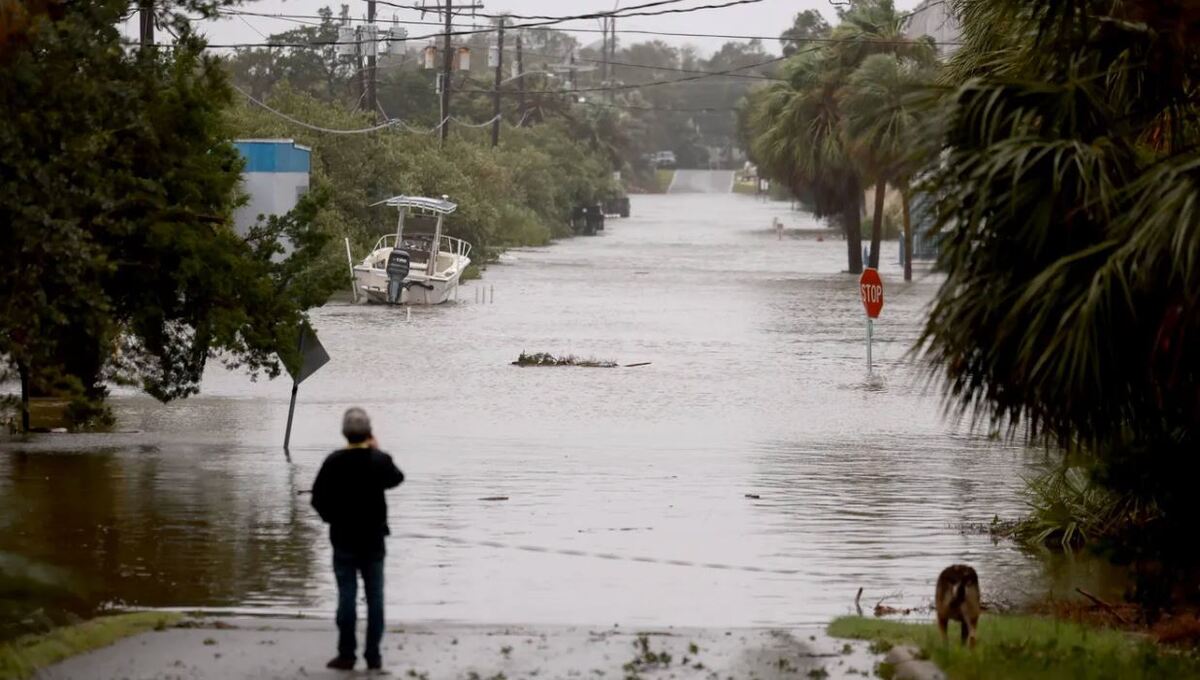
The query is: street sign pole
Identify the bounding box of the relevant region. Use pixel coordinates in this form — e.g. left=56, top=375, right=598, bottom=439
left=283, top=332, right=306, bottom=458
left=282, top=327, right=331, bottom=458
left=867, top=317, right=873, bottom=374
left=283, top=381, right=300, bottom=456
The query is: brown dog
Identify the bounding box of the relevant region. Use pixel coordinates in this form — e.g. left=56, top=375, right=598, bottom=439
left=935, top=564, right=981, bottom=647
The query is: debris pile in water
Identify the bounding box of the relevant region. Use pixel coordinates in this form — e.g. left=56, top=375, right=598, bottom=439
left=512, top=352, right=618, bottom=368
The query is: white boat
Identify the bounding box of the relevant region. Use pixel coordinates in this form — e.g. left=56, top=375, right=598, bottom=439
left=350, top=195, right=472, bottom=305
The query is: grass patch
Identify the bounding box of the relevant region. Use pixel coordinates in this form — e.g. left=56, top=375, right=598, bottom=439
left=654, top=169, right=675, bottom=193
left=0, top=612, right=182, bottom=680
left=828, top=615, right=1200, bottom=680
left=512, top=352, right=617, bottom=368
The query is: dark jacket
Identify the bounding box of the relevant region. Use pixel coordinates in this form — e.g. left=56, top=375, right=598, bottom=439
left=311, top=447, right=404, bottom=556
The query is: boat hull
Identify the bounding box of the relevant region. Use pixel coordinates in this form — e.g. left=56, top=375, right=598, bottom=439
left=353, top=263, right=467, bottom=305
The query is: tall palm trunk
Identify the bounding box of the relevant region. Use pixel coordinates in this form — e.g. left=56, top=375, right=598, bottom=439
left=901, top=185, right=913, bottom=282
left=869, top=180, right=885, bottom=269
left=844, top=202, right=864, bottom=274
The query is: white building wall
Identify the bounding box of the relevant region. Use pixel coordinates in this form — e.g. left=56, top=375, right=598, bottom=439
left=231, top=139, right=312, bottom=237
left=904, top=0, right=963, bottom=56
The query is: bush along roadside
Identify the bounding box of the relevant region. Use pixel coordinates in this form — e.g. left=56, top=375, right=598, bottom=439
left=828, top=615, right=1200, bottom=680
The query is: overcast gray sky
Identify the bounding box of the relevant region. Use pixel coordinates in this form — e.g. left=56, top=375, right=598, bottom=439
left=125, top=0, right=923, bottom=56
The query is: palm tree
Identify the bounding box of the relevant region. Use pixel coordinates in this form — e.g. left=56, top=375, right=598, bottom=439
left=842, top=54, right=939, bottom=280
left=750, top=50, right=865, bottom=273
left=919, top=0, right=1200, bottom=591
left=828, top=0, right=936, bottom=270
left=746, top=0, right=936, bottom=274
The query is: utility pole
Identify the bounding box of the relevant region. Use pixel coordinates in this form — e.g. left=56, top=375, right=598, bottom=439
left=355, top=27, right=365, bottom=110
left=607, top=17, right=616, bottom=103
left=139, top=0, right=153, bottom=47
left=515, top=34, right=525, bottom=126
left=439, top=0, right=454, bottom=146
left=491, top=17, right=505, bottom=147
left=367, top=0, right=378, bottom=120
left=600, top=17, right=609, bottom=87
left=569, top=52, right=577, bottom=92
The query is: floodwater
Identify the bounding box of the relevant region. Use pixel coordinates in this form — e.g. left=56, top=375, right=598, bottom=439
left=0, top=192, right=1122, bottom=628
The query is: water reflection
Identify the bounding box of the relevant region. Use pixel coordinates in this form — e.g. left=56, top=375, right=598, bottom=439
left=0, top=446, right=320, bottom=614
left=0, top=193, right=1126, bottom=627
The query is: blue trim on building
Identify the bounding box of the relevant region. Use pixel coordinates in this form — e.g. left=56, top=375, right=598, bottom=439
left=234, top=140, right=311, bottom=174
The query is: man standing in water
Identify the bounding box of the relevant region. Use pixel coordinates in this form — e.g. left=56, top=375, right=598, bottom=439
left=311, top=407, right=405, bottom=672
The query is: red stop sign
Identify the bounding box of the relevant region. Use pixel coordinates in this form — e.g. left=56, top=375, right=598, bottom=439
left=860, top=268, right=884, bottom=319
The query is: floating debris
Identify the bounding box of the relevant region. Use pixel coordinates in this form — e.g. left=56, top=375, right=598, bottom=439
left=512, top=352, right=618, bottom=368
left=479, top=496, right=509, bottom=502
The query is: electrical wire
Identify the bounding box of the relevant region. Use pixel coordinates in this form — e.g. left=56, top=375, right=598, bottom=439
left=368, top=0, right=760, bottom=23
left=202, top=27, right=963, bottom=50
left=212, top=0, right=963, bottom=50
left=456, top=54, right=787, bottom=95
left=236, top=85, right=511, bottom=135
left=519, top=49, right=784, bottom=81
left=236, top=85, right=412, bottom=134
left=208, top=7, right=964, bottom=47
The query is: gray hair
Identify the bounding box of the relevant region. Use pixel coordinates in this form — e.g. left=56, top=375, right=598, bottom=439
left=342, top=407, right=372, bottom=442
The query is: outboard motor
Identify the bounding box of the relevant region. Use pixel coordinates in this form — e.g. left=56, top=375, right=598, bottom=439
left=386, top=249, right=411, bottom=304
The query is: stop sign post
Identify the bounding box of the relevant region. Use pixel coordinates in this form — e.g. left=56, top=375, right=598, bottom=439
left=859, top=268, right=884, bottom=372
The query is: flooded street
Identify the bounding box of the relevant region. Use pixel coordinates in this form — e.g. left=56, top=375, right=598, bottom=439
left=1, top=193, right=1116, bottom=627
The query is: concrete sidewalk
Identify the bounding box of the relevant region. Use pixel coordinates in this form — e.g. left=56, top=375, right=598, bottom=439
left=40, top=616, right=883, bottom=679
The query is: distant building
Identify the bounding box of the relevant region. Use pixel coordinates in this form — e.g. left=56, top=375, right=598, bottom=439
left=903, top=0, right=962, bottom=56
left=232, top=139, right=311, bottom=236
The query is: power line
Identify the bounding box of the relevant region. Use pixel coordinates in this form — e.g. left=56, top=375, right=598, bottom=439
left=202, top=27, right=963, bottom=50
left=210, top=7, right=963, bottom=47
left=236, top=84, right=509, bottom=135
left=214, top=11, right=785, bottom=82
left=456, top=54, right=787, bottom=95
left=367, top=0, right=762, bottom=22
left=205, top=0, right=818, bottom=49
left=520, top=49, right=785, bottom=81
left=584, top=100, right=740, bottom=112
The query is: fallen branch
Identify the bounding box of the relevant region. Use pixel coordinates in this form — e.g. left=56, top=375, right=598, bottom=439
left=1075, top=587, right=1130, bottom=625
left=512, top=351, right=617, bottom=368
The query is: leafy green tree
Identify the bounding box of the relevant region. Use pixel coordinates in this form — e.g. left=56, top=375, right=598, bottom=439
left=779, top=9, right=832, bottom=57
left=224, top=7, right=353, bottom=103
left=0, top=0, right=339, bottom=425
left=920, top=0, right=1200, bottom=603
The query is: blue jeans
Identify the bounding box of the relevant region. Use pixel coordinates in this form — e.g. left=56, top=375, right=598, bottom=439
left=333, top=549, right=385, bottom=664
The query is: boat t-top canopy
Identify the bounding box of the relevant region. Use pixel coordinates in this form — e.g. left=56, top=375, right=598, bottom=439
left=375, top=195, right=457, bottom=215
